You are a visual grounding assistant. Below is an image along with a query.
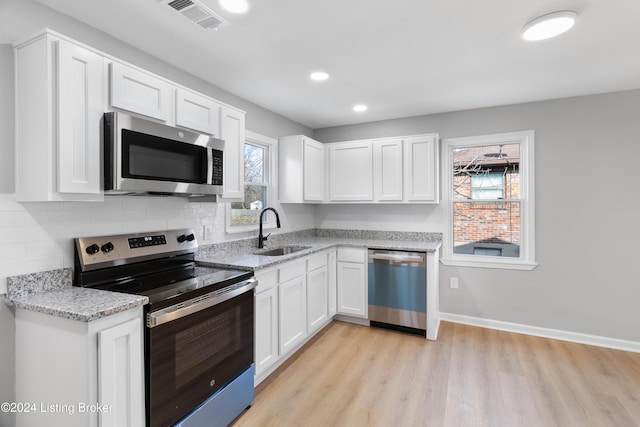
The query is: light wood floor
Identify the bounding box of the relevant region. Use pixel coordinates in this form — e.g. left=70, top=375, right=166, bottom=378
left=233, top=321, right=640, bottom=427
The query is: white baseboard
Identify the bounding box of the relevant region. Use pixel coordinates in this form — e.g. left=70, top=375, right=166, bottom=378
left=440, top=312, right=640, bottom=354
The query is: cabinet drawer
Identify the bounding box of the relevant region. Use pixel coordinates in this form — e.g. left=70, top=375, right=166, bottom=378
left=255, top=269, right=278, bottom=293
left=337, top=248, right=366, bottom=263
left=307, top=252, right=327, bottom=272
left=279, top=260, right=306, bottom=283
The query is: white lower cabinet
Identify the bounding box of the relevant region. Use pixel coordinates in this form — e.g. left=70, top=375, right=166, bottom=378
left=337, top=247, right=368, bottom=318
left=14, top=307, right=144, bottom=427
left=97, top=317, right=145, bottom=427
left=254, top=270, right=279, bottom=377
left=254, top=251, right=335, bottom=384
left=278, top=266, right=307, bottom=356
left=328, top=250, right=337, bottom=317
left=306, top=253, right=329, bottom=334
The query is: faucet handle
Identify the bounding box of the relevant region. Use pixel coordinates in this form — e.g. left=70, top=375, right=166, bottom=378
left=263, top=233, right=271, bottom=241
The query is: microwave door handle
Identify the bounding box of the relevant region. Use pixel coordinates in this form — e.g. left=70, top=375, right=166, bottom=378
left=206, top=148, right=213, bottom=185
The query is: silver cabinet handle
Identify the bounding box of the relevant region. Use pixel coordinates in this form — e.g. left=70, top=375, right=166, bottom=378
left=147, top=278, right=256, bottom=328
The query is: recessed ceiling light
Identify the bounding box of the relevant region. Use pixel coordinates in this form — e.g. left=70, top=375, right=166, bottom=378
left=219, top=0, right=249, bottom=14
left=521, top=10, right=577, bottom=41
left=310, top=71, right=330, bottom=81
left=353, top=104, right=368, bottom=112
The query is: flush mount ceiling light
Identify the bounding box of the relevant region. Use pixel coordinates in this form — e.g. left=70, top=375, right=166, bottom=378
left=353, top=104, right=368, bottom=112
left=521, top=10, right=578, bottom=41
left=521, top=10, right=577, bottom=41
left=219, top=0, right=249, bottom=14
left=310, top=71, right=330, bottom=81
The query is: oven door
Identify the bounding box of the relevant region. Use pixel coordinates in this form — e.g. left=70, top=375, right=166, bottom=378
left=146, top=279, right=255, bottom=427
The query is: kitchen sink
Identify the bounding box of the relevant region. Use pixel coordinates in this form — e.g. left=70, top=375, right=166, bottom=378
left=255, top=245, right=312, bottom=256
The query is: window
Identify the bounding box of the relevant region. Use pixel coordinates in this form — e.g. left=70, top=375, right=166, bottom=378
left=227, top=132, right=276, bottom=233
left=442, top=131, right=536, bottom=270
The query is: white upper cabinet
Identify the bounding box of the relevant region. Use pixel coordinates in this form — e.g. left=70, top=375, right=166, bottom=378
left=220, top=106, right=245, bottom=201
left=329, top=141, right=374, bottom=201
left=175, top=88, right=221, bottom=136
left=109, top=61, right=172, bottom=122
left=279, top=135, right=325, bottom=203
left=303, top=138, right=326, bottom=201
left=15, top=33, right=104, bottom=201
left=15, top=29, right=245, bottom=203
left=404, top=135, right=439, bottom=202
left=373, top=138, right=404, bottom=201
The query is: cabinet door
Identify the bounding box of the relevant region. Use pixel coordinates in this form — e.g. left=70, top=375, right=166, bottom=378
left=220, top=106, right=245, bottom=201
left=278, top=274, right=307, bottom=355
left=373, top=138, right=403, bottom=201
left=175, top=88, right=221, bottom=136
left=337, top=261, right=367, bottom=317
left=98, top=317, right=144, bottom=427
left=255, top=287, right=279, bottom=377
left=110, top=61, right=172, bottom=122
left=303, top=138, right=325, bottom=201
left=404, top=135, right=439, bottom=202
left=329, top=141, right=373, bottom=201
left=307, top=266, right=328, bottom=333
left=57, top=40, right=104, bottom=195
left=328, top=251, right=337, bottom=317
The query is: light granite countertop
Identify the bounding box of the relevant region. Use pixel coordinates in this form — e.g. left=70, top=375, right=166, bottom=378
left=5, top=229, right=440, bottom=321
left=5, top=268, right=148, bottom=322
left=196, top=230, right=442, bottom=271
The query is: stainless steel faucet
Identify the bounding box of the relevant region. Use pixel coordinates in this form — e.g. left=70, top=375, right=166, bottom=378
left=257, top=207, right=281, bottom=248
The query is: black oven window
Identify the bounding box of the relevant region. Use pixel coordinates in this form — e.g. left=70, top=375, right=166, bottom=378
left=174, top=306, right=242, bottom=389
left=122, top=129, right=208, bottom=183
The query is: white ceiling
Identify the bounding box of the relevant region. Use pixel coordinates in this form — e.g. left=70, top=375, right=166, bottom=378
left=20, top=0, right=640, bottom=128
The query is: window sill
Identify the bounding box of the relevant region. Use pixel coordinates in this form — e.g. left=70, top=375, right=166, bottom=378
left=440, top=257, right=538, bottom=271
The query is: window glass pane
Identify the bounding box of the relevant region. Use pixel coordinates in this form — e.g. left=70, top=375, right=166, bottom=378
left=472, top=173, right=504, bottom=199
left=453, top=143, right=520, bottom=200
left=244, top=143, right=265, bottom=183
left=231, top=185, right=267, bottom=226
left=453, top=201, right=521, bottom=258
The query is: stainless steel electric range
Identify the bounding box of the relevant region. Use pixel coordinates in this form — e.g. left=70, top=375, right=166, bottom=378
left=74, top=228, right=255, bottom=427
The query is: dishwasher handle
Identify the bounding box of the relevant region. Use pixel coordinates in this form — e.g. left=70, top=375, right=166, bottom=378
left=368, top=250, right=426, bottom=267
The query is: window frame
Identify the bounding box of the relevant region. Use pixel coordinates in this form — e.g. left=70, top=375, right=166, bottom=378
left=441, top=130, right=537, bottom=270
left=225, top=131, right=277, bottom=235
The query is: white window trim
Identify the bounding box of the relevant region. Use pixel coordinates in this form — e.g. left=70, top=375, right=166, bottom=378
left=225, top=130, right=277, bottom=235
left=441, top=130, right=537, bottom=270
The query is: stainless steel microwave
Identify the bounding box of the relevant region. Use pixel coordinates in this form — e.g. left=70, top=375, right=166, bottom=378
left=103, top=112, right=224, bottom=197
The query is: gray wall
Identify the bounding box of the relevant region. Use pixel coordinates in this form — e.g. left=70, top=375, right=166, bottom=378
left=315, top=89, right=640, bottom=343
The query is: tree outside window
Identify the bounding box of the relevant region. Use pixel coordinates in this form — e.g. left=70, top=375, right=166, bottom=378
left=231, top=142, right=268, bottom=226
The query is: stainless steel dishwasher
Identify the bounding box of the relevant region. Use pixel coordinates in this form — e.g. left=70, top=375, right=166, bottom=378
left=368, top=249, right=427, bottom=336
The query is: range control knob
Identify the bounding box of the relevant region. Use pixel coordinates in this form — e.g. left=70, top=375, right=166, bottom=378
left=177, top=233, right=195, bottom=243
left=85, top=243, right=100, bottom=255
left=101, top=242, right=115, bottom=253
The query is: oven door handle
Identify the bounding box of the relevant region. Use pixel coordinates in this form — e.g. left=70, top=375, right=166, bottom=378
left=147, top=278, right=256, bottom=328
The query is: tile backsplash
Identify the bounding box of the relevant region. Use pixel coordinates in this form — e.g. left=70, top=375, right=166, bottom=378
left=0, top=195, right=225, bottom=294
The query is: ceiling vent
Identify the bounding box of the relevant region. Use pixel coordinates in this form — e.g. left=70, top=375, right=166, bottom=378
left=167, top=0, right=229, bottom=30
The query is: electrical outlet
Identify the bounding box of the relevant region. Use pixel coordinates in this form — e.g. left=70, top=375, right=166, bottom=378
left=450, top=277, right=459, bottom=289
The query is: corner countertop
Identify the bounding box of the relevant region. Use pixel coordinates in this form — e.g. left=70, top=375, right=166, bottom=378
left=196, top=235, right=442, bottom=271
left=5, top=268, right=148, bottom=322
